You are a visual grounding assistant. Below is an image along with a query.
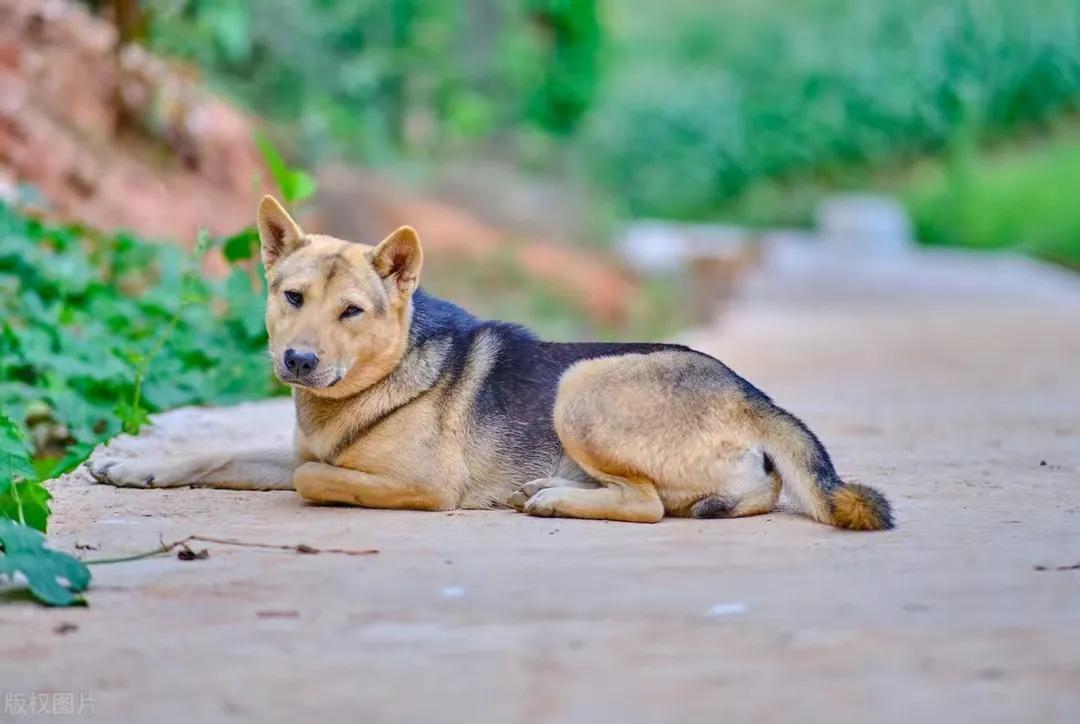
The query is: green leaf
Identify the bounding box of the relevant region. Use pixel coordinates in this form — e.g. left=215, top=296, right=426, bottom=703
left=0, top=480, right=51, bottom=532
left=254, top=133, right=317, bottom=204
left=0, top=518, right=90, bottom=606
left=222, top=227, right=260, bottom=262
left=225, top=269, right=266, bottom=341
left=255, top=132, right=288, bottom=188
left=0, top=414, right=36, bottom=483
left=0, top=321, right=21, bottom=360
left=114, top=398, right=151, bottom=436
left=284, top=171, right=317, bottom=205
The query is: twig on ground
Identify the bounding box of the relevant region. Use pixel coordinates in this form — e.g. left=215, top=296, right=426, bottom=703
left=1033, top=562, right=1080, bottom=572
left=81, top=535, right=379, bottom=565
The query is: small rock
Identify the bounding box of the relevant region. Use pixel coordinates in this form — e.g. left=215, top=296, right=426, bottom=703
left=706, top=602, right=747, bottom=617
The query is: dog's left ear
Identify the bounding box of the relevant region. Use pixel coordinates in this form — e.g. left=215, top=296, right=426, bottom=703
left=257, top=195, right=306, bottom=270
left=370, top=226, right=423, bottom=298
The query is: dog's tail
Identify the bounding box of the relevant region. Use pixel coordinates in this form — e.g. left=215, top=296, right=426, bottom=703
left=755, top=402, right=893, bottom=531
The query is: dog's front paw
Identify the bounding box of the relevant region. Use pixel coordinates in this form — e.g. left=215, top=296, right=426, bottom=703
left=522, top=487, right=567, bottom=518
left=507, top=478, right=562, bottom=512
left=510, top=478, right=599, bottom=514
left=88, top=459, right=158, bottom=488
left=507, top=489, right=529, bottom=511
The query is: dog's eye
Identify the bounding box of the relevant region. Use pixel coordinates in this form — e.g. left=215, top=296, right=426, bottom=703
left=340, top=305, right=363, bottom=320
left=284, top=290, right=303, bottom=308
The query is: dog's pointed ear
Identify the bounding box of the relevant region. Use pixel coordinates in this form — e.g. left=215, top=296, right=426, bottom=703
left=370, top=226, right=423, bottom=297
left=257, top=195, right=306, bottom=270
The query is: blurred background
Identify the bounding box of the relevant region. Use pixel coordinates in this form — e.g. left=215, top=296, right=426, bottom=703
left=2, top=0, right=1079, bottom=471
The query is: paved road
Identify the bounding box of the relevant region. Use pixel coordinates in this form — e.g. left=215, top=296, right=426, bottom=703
left=3, top=246, right=1079, bottom=723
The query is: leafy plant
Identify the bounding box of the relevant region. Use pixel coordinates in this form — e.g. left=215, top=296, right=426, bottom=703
left=0, top=130, right=325, bottom=604
left=0, top=198, right=286, bottom=605
left=0, top=415, right=89, bottom=606
left=0, top=198, right=289, bottom=604
left=0, top=201, right=282, bottom=470
left=140, top=0, right=603, bottom=157
left=0, top=414, right=50, bottom=532
left=0, top=518, right=91, bottom=606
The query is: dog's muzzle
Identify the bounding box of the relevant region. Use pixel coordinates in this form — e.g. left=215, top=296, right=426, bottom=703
left=276, top=349, right=342, bottom=389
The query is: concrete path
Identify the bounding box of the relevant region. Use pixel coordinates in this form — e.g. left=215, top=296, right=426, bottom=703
left=3, top=245, right=1079, bottom=723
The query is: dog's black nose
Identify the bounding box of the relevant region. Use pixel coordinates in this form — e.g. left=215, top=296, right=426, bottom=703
left=284, top=349, right=318, bottom=376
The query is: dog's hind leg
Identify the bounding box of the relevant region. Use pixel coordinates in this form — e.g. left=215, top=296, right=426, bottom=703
left=688, top=449, right=781, bottom=519
left=525, top=350, right=785, bottom=523
left=510, top=366, right=668, bottom=523
left=89, top=447, right=297, bottom=490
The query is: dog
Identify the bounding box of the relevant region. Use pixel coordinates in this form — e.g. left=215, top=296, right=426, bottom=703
left=90, top=195, right=893, bottom=530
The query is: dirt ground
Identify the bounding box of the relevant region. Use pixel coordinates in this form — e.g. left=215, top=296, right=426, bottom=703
left=3, top=245, right=1079, bottom=723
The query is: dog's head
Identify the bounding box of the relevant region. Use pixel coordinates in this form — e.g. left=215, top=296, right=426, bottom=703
left=257, top=195, right=422, bottom=398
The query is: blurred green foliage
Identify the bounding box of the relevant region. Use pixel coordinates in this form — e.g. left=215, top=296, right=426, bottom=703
left=144, top=0, right=601, bottom=157
left=588, top=0, right=1080, bottom=218
left=905, top=127, right=1080, bottom=268
left=0, top=201, right=281, bottom=476
left=130, top=0, right=1080, bottom=266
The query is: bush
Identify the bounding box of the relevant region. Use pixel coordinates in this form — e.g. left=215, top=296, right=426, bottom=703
left=905, top=128, right=1080, bottom=267
left=143, top=0, right=603, bottom=155
left=585, top=0, right=1080, bottom=218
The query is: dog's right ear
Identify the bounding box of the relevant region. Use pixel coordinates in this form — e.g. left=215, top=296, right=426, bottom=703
left=257, top=195, right=306, bottom=270
left=370, top=225, right=423, bottom=299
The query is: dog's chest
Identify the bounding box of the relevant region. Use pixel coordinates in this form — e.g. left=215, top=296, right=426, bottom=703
left=298, top=392, right=445, bottom=471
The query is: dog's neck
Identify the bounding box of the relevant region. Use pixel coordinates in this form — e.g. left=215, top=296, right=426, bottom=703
left=406, top=288, right=479, bottom=348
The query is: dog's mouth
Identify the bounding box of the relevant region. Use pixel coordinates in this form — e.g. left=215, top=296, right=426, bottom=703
left=286, top=374, right=342, bottom=389
left=275, top=367, right=344, bottom=390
